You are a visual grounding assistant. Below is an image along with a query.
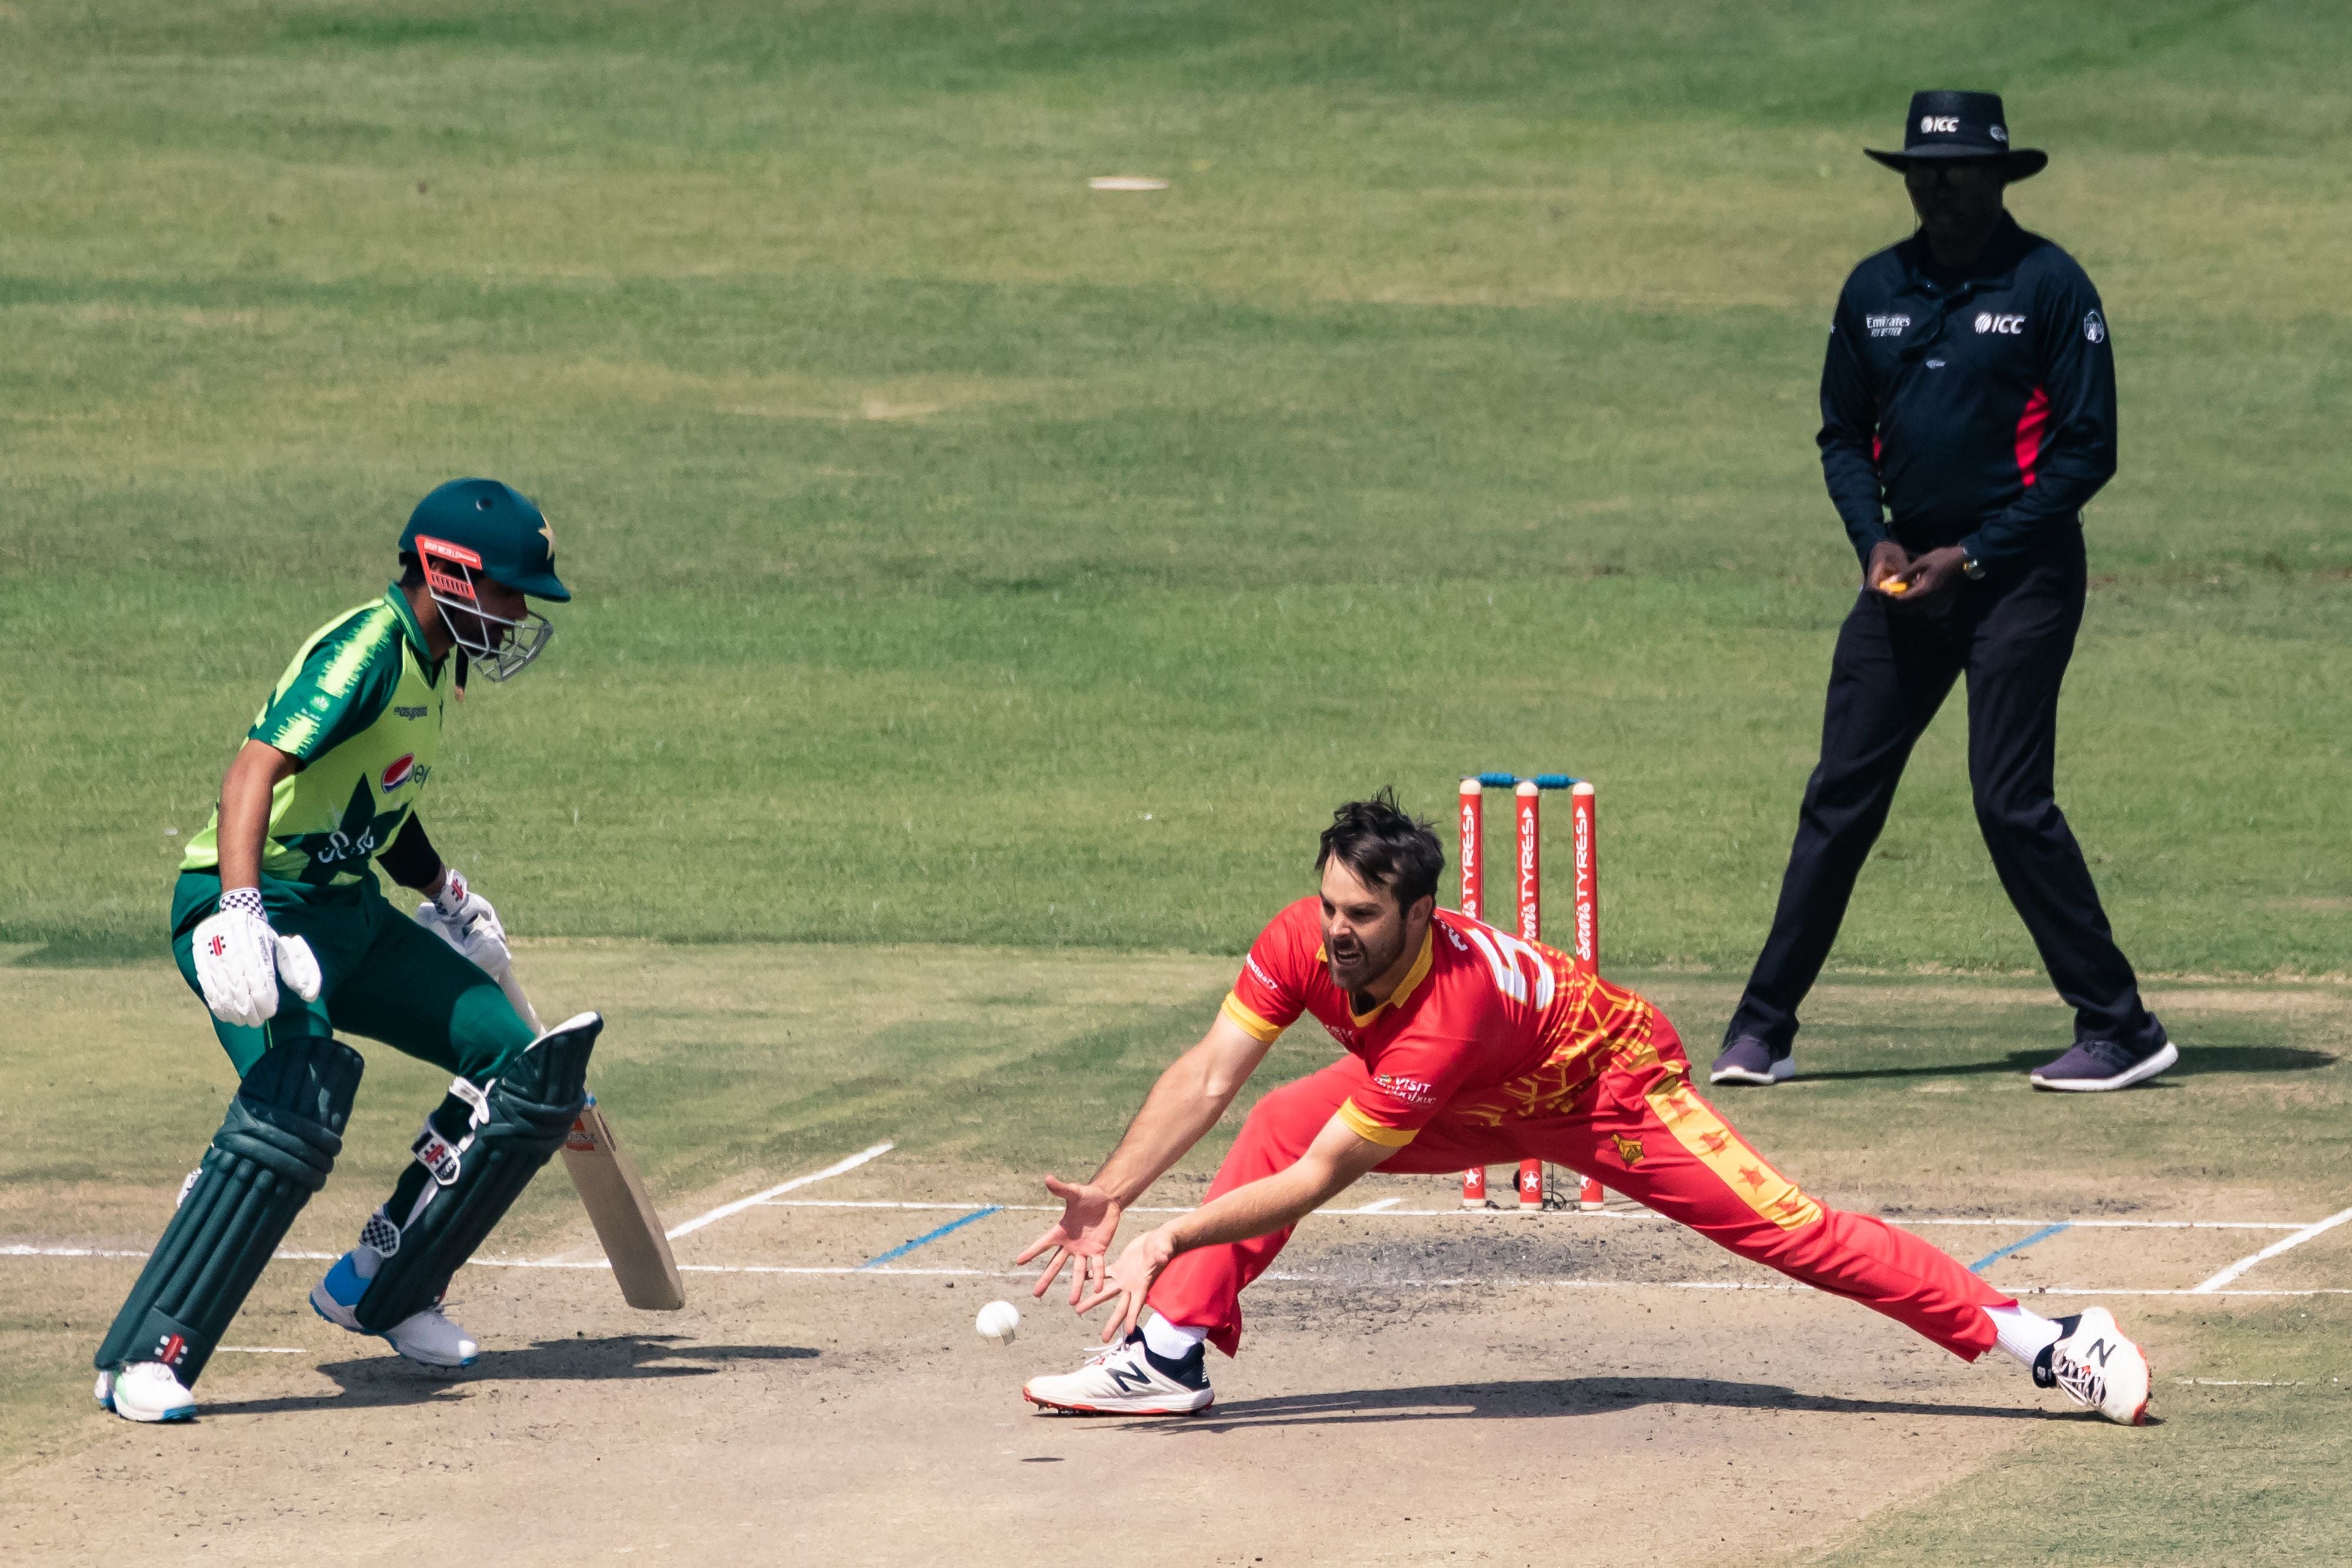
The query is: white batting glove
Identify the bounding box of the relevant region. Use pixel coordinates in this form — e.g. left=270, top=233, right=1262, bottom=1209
left=190, top=888, right=322, bottom=1029
left=416, top=867, right=513, bottom=979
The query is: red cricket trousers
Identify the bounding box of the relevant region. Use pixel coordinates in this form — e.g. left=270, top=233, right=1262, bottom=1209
left=1147, top=1013, right=2009, bottom=1358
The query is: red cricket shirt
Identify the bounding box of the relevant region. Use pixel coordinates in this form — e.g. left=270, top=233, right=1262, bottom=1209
left=1219, top=897, right=1651, bottom=1146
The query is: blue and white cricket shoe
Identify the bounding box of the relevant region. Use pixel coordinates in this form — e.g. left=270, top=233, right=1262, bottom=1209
left=310, top=1249, right=480, bottom=1368
left=96, top=1362, right=196, bottom=1423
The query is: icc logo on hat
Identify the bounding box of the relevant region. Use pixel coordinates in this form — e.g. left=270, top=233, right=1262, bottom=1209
left=1870, top=91, right=2047, bottom=180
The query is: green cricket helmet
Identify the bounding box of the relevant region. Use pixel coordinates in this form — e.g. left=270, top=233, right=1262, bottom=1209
left=397, top=479, right=572, bottom=683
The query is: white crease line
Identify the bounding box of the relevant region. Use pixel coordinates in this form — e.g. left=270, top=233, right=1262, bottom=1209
left=727, top=1202, right=2314, bottom=1229
left=1900, top=1222, right=2305, bottom=1232
left=1, top=1246, right=338, bottom=1262
left=755, top=1199, right=1579, bottom=1218
left=1905, top=1218, right=2306, bottom=1231
left=217, top=1346, right=306, bottom=1353
left=1253, top=1277, right=2352, bottom=1297
left=1977, top=1286, right=2350, bottom=1298
left=2175, top=1378, right=2306, bottom=1386
left=8, top=1206, right=2308, bottom=1270
left=667, top=1268, right=2350, bottom=1298
left=2192, top=1203, right=2352, bottom=1293
left=762, top=1213, right=1002, bottom=1222
left=5, top=1246, right=2343, bottom=1297
left=665, top=1141, right=896, bottom=1239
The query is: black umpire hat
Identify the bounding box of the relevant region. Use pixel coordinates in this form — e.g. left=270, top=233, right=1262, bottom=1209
left=1866, top=91, right=2047, bottom=181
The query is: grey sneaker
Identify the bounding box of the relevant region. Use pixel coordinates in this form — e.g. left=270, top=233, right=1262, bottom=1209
left=2029, top=1031, right=2176, bottom=1092
left=1709, top=1035, right=1792, bottom=1086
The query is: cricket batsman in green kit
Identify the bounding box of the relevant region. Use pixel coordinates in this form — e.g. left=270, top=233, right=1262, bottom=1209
left=93, top=479, right=605, bottom=1424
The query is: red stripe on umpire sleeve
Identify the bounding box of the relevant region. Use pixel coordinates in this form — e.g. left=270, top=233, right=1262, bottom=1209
left=2014, top=386, right=2050, bottom=488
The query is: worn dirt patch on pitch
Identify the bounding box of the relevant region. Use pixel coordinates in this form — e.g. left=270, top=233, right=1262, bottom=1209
left=9, top=955, right=2346, bottom=1560
left=0, top=1262, right=2077, bottom=1567
left=5, top=1159, right=2222, bottom=1566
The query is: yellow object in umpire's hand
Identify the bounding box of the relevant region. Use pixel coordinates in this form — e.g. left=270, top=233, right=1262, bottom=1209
left=1880, top=579, right=1910, bottom=595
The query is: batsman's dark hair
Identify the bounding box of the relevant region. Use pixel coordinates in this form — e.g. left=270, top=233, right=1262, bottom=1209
left=1316, top=789, right=1444, bottom=913
left=397, top=551, right=425, bottom=590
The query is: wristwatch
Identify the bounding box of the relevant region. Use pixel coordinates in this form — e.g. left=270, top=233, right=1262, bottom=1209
left=1960, top=553, right=1986, bottom=581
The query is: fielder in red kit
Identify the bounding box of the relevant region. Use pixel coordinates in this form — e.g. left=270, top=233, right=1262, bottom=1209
left=1016, top=794, right=2150, bottom=1425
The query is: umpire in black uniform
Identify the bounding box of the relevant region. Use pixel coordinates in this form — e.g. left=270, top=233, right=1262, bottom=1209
left=1710, top=92, right=2173, bottom=1094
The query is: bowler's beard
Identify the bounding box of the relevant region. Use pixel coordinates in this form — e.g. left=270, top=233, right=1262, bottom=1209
left=1328, top=921, right=1408, bottom=999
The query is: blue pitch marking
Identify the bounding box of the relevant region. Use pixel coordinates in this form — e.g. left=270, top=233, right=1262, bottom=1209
left=857, top=1206, right=1004, bottom=1269
left=1968, top=1222, right=2071, bottom=1273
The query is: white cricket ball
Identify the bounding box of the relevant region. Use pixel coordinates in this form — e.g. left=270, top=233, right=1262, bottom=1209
left=974, top=1299, right=1021, bottom=1345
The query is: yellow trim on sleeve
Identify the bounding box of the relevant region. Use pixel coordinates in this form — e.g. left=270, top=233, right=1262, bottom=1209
left=1220, top=992, right=1285, bottom=1043
left=1336, top=1098, right=1418, bottom=1148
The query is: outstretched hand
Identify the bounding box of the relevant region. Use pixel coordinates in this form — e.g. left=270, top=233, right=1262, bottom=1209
left=1075, top=1226, right=1180, bottom=1344
left=1014, top=1175, right=1123, bottom=1308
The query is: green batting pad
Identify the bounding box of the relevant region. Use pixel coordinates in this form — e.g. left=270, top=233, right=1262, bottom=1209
left=94, top=1036, right=363, bottom=1384
left=355, top=1014, right=597, bottom=1331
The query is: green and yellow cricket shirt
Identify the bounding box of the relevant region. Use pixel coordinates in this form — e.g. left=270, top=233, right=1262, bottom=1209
left=180, top=587, right=447, bottom=889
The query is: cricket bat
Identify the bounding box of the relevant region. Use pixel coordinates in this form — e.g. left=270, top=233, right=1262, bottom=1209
left=500, top=960, right=687, bottom=1311
left=562, top=1094, right=687, bottom=1311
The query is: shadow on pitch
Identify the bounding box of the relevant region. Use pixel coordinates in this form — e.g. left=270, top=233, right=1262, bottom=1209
left=201, top=1335, right=816, bottom=1417
left=1138, top=1376, right=2072, bottom=1435
left=1795, top=1044, right=2334, bottom=1084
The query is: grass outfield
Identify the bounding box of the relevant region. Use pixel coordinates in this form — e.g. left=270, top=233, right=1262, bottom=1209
left=2, top=0, right=2348, bottom=972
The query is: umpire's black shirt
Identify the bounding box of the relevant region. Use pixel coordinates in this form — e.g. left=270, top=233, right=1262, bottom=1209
left=1820, top=213, right=2116, bottom=569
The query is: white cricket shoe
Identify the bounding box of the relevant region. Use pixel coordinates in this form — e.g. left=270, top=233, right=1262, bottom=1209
left=1023, top=1332, right=1214, bottom=1416
left=310, top=1252, right=480, bottom=1369
left=2034, top=1307, right=2150, bottom=1426
left=97, top=1362, right=196, bottom=1423
left=379, top=1305, right=480, bottom=1368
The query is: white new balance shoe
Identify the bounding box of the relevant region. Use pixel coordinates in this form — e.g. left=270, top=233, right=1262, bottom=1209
left=1023, top=1332, right=1214, bottom=1416
left=96, top=1361, right=196, bottom=1423
left=2035, top=1307, right=2151, bottom=1425
left=310, top=1250, right=480, bottom=1368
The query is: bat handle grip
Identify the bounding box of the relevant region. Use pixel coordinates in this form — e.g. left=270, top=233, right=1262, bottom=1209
left=497, top=968, right=546, bottom=1035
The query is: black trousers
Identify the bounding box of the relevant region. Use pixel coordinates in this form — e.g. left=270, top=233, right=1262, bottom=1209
left=1728, top=526, right=2150, bottom=1050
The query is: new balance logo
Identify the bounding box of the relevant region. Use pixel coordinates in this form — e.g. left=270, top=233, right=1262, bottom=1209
left=1107, top=1365, right=1155, bottom=1394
